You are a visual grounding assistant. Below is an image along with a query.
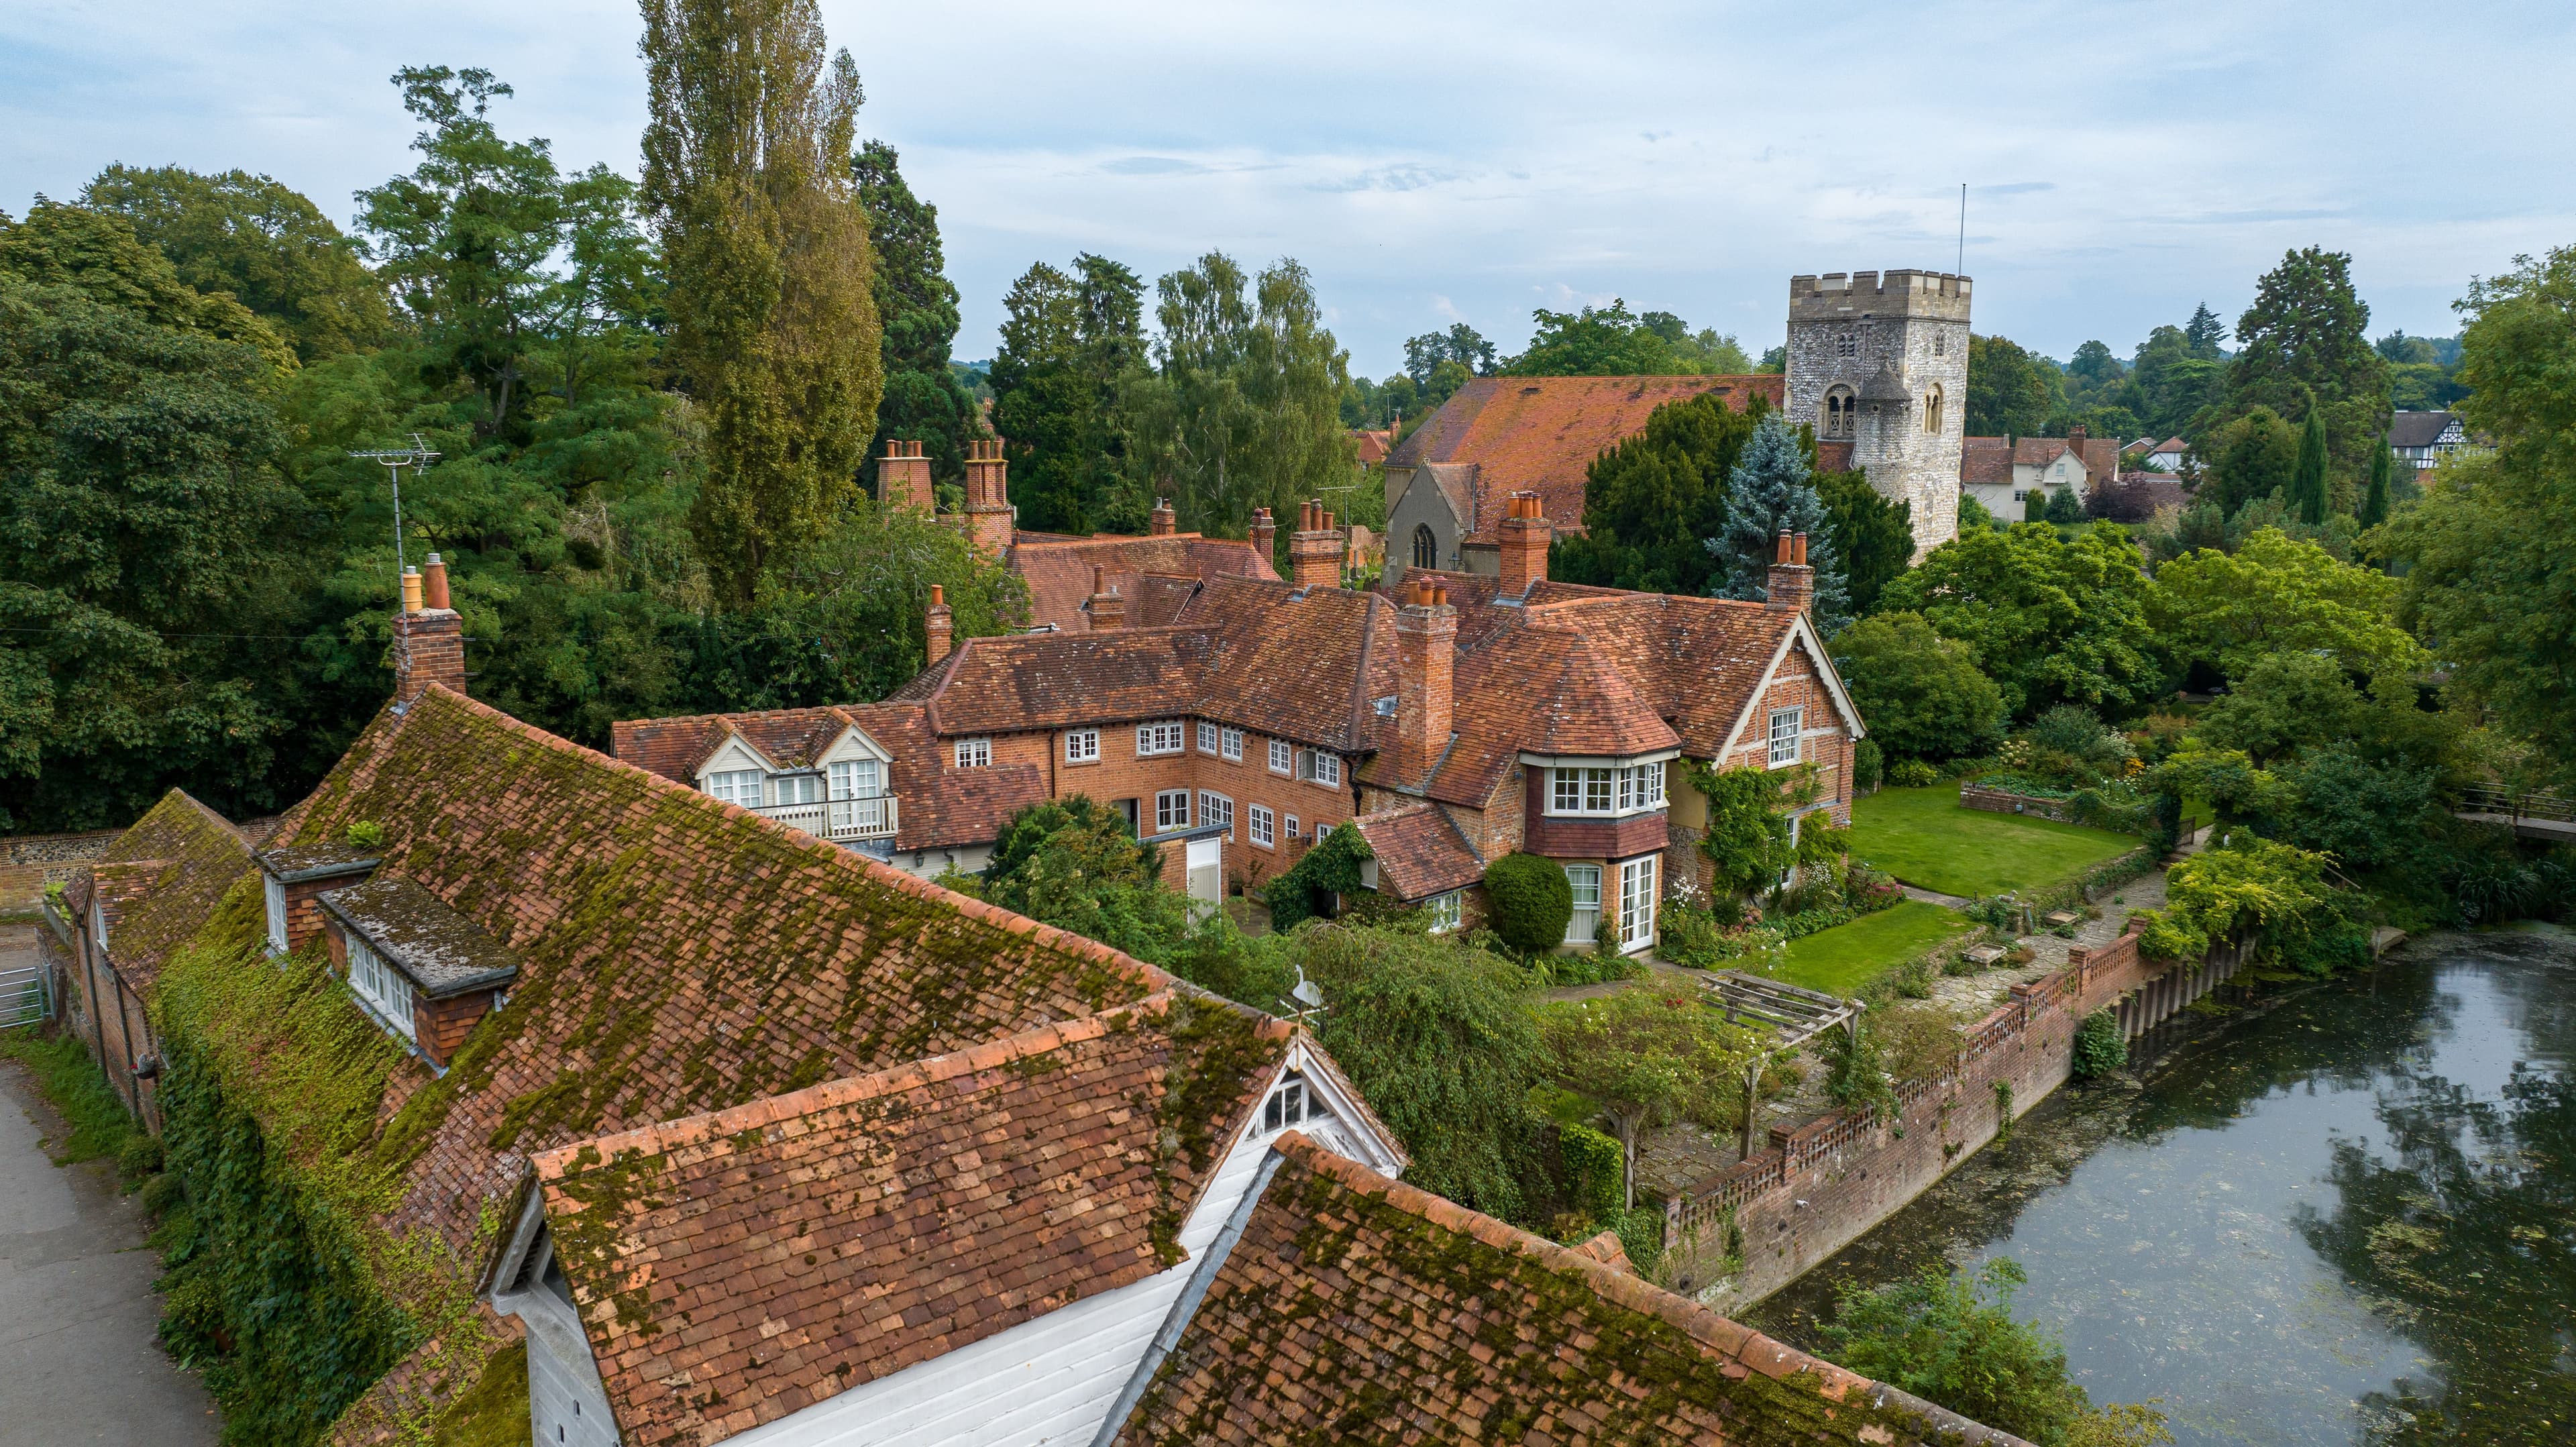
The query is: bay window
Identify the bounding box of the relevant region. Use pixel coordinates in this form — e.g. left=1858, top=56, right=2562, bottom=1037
left=1547, top=761, right=1668, bottom=816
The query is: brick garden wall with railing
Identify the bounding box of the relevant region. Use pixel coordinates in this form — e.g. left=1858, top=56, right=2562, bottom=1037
left=1664, top=926, right=2183, bottom=1308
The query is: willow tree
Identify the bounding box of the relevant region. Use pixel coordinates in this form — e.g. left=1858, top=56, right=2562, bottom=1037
left=641, top=0, right=881, bottom=602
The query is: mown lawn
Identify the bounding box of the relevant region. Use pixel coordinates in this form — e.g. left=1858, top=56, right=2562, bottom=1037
left=1847, top=781, right=2138, bottom=899
left=1770, top=900, right=1975, bottom=998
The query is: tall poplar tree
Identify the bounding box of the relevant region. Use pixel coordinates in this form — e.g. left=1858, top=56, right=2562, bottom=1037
left=853, top=139, right=977, bottom=492
left=641, top=0, right=881, bottom=603
left=1706, top=413, right=1849, bottom=633
left=2289, top=407, right=2330, bottom=523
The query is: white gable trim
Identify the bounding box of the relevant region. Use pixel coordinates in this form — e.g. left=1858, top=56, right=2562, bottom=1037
left=696, top=732, right=776, bottom=782
left=819, top=725, right=894, bottom=767
left=1715, top=614, right=1866, bottom=760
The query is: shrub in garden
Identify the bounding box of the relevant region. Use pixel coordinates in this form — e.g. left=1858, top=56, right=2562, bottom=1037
left=1854, top=737, right=1884, bottom=792
left=1888, top=757, right=1941, bottom=788
left=1483, top=852, right=1574, bottom=953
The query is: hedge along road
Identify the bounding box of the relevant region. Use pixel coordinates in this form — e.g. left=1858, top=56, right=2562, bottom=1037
left=0, top=934, right=219, bottom=1445
left=1845, top=781, right=2137, bottom=899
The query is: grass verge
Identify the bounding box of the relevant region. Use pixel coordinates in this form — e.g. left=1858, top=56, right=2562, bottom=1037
left=1849, top=781, right=2138, bottom=898
left=0, top=1025, right=138, bottom=1165
left=1771, top=901, right=1975, bottom=998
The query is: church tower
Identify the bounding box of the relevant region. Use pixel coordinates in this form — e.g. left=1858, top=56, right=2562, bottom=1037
left=1784, top=270, right=1971, bottom=555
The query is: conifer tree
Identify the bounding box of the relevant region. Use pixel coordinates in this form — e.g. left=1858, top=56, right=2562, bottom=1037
left=1707, top=413, right=1849, bottom=633
left=2289, top=407, right=2330, bottom=524
left=642, top=0, right=882, bottom=604
left=2044, top=484, right=2082, bottom=526
left=2023, top=488, right=2049, bottom=523
left=2184, top=302, right=2226, bottom=358
left=853, top=140, right=977, bottom=492
left=2359, top=437, right=2392, bottom=529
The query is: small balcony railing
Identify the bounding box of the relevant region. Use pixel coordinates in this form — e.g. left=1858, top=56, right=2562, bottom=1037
left=752, top=793, right=899, bottom=842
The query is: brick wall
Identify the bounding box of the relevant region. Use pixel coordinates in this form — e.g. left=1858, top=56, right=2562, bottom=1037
left=0, top=829, right=120, bottom=905
left=1957, top=784, right=2082, bottom=825
left=1664, top=927, right=2167, bottom=1306
left=416, top=990, right=498, bottom=1067
left=60, top=915, right=160, bottom=1132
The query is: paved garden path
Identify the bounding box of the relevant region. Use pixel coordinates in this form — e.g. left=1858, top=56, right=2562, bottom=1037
left=0, top=923, right=218, bottom=1445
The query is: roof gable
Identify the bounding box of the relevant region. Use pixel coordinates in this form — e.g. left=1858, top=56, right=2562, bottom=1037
left=75, top=790, right=253, bottom=995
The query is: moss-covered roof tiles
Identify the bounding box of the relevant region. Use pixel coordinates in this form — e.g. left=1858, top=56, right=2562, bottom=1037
left=320, top=875, right=521, bottom=998
left=259, top=685, right=1176, bottom=1252
left=74, top=789, right=255, bottom=998
left=1111, top=1134, right=2027, bottom=1447
left=528, top=991, right=1289, bottom=1445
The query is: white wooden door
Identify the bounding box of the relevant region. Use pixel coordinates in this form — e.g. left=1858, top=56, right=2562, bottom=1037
left=1185, top=837, right=1223, bottom=912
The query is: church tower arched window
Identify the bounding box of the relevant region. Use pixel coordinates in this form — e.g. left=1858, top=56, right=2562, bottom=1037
left=1411, top=524, right=1438, bottom=572
left=1923, top=384, right=1944, bottom=434
left=1823, top=386, right=1857, bottom=439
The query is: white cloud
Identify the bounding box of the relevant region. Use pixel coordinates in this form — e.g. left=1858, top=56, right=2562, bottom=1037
left=6, top=0, right=2573, bottom=374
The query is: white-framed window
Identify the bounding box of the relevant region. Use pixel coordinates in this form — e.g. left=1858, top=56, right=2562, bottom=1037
left=1248, top=804, right=1275, bottom=848
left=828, top=759, right=881, bottom=799
left=706, top=769, right=763, bottom=808
left=954, top=737, right=991, bottom=769
left=1564, top=864, right=1602, bottom=945
left=1285, top=814, right=1301, bottom=842
left=1155, top=790, right=1191, bottom=831
left=1261, top=1072, right=1320, bottom=1134
left=346, top=933, right=416, bottom=1042
left=1768, top=707, right=1804, bottom=769
left=1138, top=720, right=1185, bottom=756
left=1616, top=761, right=1667, bottom=812
left=1065, top=729, right=1099, bottom=763
left=1197, top=721, right=1220, bottom=755
left=264, top=874, right=290, bottom=956
left=1199, top=792, right=1234, bottom=836
left=774, top=772, right=823, bottom=806
left=90, top=902, right=106, bottom=954
left=1222, top=727, right=1244, bottom=762
left=1618, top=855, right=1659, bottom=952
left=1269, top=739, right=1293, bottom=774
left=1427, top=891, right=1462, bottom=933
left=1297, top=749, right=1342, bottom=786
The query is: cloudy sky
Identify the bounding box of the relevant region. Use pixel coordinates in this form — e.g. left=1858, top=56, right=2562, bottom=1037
left=7, top=0, right=2571, bottom=377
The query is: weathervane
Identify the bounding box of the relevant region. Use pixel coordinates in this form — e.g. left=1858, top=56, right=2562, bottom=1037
left=348, top=433, right=440, bottom=599
left=1278, top=964, right=1327, bottom=1029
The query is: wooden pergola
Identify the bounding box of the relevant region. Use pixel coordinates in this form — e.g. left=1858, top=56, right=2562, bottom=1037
left=1701, top=971, right=1865, bottom=1159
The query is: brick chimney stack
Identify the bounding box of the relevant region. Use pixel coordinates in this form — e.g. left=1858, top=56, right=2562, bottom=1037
left=1765, top=530, right=1815, bottom=616
left=1288, top=499, right=1344, bottom=588
left=925, top=584, right=953, bottom=665
left=1085, top=564, right=1125, bottom=631
left=1248, top=506, right=1276, bottom=568
left=1497, top=490, right=1551, bottom=596
left=1393, top=576, right=1457, bottom=784
left=878, top=438, right=931, bottom=513
left=1149, top=497, right=1176, bottom=536
left=963, top=438, right=1014, bottom=555
left=393, top=552, right=466, bottom=704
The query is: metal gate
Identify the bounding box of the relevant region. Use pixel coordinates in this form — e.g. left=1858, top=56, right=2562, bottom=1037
left=0, top=957, right=52, bottom=1028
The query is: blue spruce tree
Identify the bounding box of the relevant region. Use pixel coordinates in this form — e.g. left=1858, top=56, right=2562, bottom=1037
left=1707, top=413, right=1851, bottom=633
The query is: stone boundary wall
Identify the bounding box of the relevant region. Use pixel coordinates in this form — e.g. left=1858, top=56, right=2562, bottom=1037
left=1664, top=927, right=2255, bottom=1309
left=1956, top=784, right=2083, bottom=825
left=0, top=829, right=121, bottom=905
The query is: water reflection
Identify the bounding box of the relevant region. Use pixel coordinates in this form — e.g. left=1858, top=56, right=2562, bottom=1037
left=1745, top=926, right=2575, bottom=1447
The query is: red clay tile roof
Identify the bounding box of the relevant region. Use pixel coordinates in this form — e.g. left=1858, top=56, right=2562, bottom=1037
left=1387, top=376, right=1784, bottom=543
left=1008, top=533, right=1277, bottom=632
left=1960, top=435, right=2012, bottom=486
left=1108, top=1134, right=2023, bottom=1447
left=1350, top=804, right=1485, bottom=900
left=610, top=703, right=1045, bottom=851
left=70, top=790, right=253, bottom=997
left=1814, top=439, right=1856, bottom=474
left=2008, top=435, right=2118, bottom=486
left=1513, top=629, right=1682, bottom=759
left=251, top=685, right=1178, bottom=1254
left=2151, top=435, right=2190, bottom=454
left=531, top=992, right=1291, bottom=1446
left=1350, top=428, right=1394, bottom=465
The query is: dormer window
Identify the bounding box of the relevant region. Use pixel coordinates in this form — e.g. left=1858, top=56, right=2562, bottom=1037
left=828, top=759, right=881, bottom=799
left=773, top=773, right=823, bottom=806
left=706, top=769, right=763, bottom=808
left=264, top=873, right=289, bottom=956
left=346, top=933, right=417, bottom=1042
left=1262, top=1071, right=1332, bottom=1134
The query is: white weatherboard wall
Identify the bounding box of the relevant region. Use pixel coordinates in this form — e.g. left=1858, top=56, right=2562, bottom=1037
left=725, top=1052, right=1389, bottom=1447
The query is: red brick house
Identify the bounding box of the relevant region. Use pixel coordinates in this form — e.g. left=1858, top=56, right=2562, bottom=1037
left=616, top=450, right=1864, bottom=955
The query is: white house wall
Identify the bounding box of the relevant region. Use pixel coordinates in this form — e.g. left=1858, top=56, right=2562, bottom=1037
left=720, top=1065, right=1385, bottom=1447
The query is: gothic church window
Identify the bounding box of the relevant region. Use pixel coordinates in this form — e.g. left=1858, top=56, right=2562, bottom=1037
left=1411, top=524, right=1438, bottom=571
left=1923, top=384, right=1944, bottom=434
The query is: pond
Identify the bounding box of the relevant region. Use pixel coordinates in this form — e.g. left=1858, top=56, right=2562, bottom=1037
left=1743, top=926, right=2575, bottom=1447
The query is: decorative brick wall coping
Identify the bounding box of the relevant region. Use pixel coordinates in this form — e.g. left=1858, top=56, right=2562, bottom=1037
left=1956, top=783, right=2082, bottom=824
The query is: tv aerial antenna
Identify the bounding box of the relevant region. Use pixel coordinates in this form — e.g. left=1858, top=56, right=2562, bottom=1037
left=348, top=434, right=440, bottom=595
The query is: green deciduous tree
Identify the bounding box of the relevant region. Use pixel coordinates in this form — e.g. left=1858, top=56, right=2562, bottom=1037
left=852, top=140, right=979, bottom=492
left=83, top=164, right=390, bottom=362
left=1707, top=413, right=1850, bottom=632
left=1880, top=524, right=2161, bottom=720
left=1830, top=612, right=2006, bottom=763
left=642, top=0, right=881, bottom=602
left=0, top=199, right=294, bottom=376
left=1966, top=334, right=2056, bottom=437
left=981, top=796, right=1195, bottom=962
left=2383, top=244, right=2576, bottom=779
left=2148, top=527, right=2423, bottom=681
left=2225, top=246, right=2391, bottom=481
left=1550, top=388, right=1761, bottom=594
left=2202, top=405, right=2298, bottom=518
left=1538, top=989, right=1752, bottom=1208
left=1501, top=299, right=1743, bottom=377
